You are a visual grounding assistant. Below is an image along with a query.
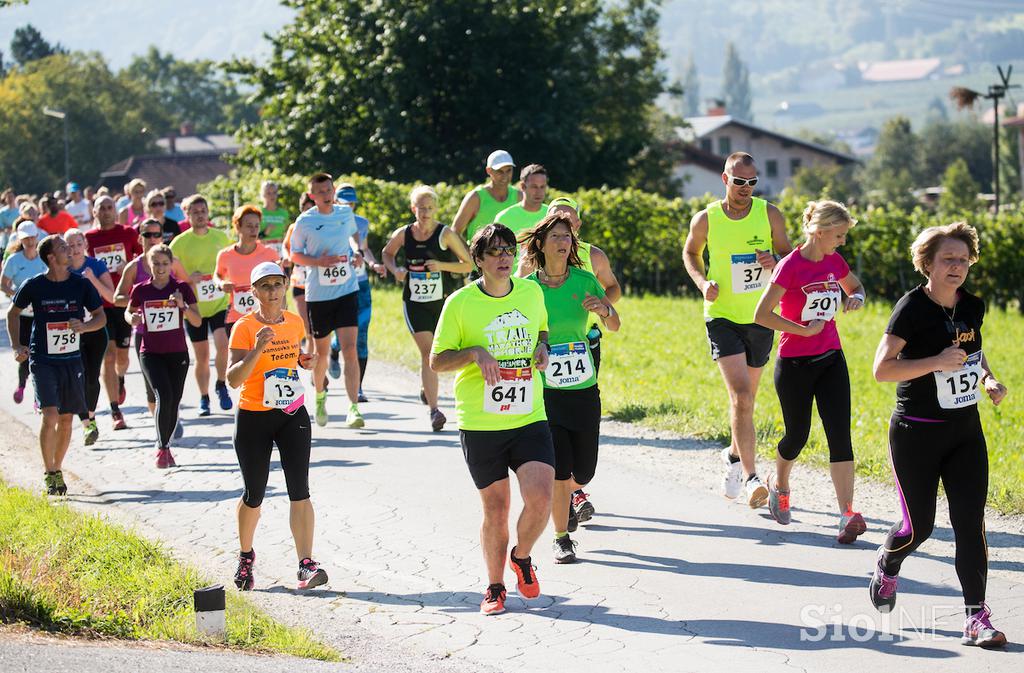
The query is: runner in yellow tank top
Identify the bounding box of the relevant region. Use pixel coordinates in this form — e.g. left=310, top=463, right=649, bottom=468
left=683, top=152, right=793, bottom=511
left=452, top=149, right=521, bottom=244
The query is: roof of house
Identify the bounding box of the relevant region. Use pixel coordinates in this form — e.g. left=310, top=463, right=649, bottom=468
left=859, top=58, right=942, bottom=83
left=99, top=152, right=235, bottom=197
left=679, top=142, right=726, bottom=173
left=679, top=116, right=859, bottom=164
left=155, top=134, right=240, bottom=154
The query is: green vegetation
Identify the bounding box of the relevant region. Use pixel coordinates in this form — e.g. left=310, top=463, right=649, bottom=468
left=365, top=286, right=1024, bottom=514
left=0, top=481, right=339, bottom=661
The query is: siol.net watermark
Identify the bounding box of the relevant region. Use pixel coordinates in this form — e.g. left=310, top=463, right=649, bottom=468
left=800, top=603, right=964, bottom=642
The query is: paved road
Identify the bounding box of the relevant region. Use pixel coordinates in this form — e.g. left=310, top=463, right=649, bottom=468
left=0, top=321, right=1021, bottom=672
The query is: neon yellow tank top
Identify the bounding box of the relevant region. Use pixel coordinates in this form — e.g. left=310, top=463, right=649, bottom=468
left=578, top=241, right=593, bottom=275
left=466, top=185, right=520, bottom=242
left=704, top=197, right=772, bottom=324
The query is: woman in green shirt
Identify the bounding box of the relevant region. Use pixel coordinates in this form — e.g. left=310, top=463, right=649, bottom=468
left=521, top=212, right=620, bottom=564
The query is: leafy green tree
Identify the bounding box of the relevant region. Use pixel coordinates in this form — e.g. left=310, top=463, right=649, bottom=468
left=862, top=116, right=922, bottom=209
left=788, top=164, right=861, bottom=204
left=720, top=41, right=751, bottom=122
left=231, top=0, right=670, bottom=191
left=122, top=47, right=258, bottom=136
left=0, top=53, right=169, bottom=193
left=919, top=119, right=991, bottom=192
left=10, top=24, right=65, bottom=66
left=682, top=52, right=700, bottom=117
left=939, top=157, right=980, bottom=215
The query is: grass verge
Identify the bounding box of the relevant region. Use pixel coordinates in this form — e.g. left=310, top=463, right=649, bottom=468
left=0, top=480, right=339, bottom=661
left=366, top=285, right=1024, bottom=514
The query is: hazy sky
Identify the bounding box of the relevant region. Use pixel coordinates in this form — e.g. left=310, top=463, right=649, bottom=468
left=0, top=0, right=293, bottom=68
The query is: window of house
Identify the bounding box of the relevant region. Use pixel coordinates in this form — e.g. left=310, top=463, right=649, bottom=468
left=718, top=136, right=732, bottom=156
left=700, top=138, right=712, bottom=153
left=766, top=160, right=778, bottom=178
left=790, top=157, right=802, bottom=174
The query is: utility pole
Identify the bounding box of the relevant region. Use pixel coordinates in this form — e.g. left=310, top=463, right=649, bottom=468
left=950, top=66, right=1020, bottom=210
left=42, top=107, right=69, bottom=185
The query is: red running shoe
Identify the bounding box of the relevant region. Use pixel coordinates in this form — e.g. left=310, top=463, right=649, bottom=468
left=508, top=547, right=540, bottom=599
left=480, top=584, right=507, bottom=615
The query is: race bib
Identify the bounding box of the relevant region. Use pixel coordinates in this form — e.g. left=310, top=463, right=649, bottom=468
left=232, top=288, right=256, bottom=315
left=291, top=265, right=307, bottom=287
left=196, top=274, right=224, bottom=303
left=730, top=253, right=767, bottom=294
left=320, top=257, right=350, bottom=285
left=46, top=322, right=79, bottom=355
left=801, top=282, right=842, bottom=322
left=408, top=271, right=443, bottom=303
left=484, top=361, right=534, bottom=415
left=546, top=342, right=594, bottom=388
left=934, top=350, right=984, bottom=410
left=143, top=300, right=179, bottom=333
left=94, top=243, right=127, bottom=274
left=262, top=367, right=305, bottom=412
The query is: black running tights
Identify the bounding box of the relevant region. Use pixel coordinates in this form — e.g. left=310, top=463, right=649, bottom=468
left=139, top=351, right=189, bottom=448
left=773, top=350, right=853, bottom=463
left=78, top=328, right=108, bottom=420
left=234, top=407, right=311, bottom=508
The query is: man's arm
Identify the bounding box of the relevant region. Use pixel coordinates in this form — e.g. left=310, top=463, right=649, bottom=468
left=682, top=209, right=716, bottom=301
left=587, top=245, right=622, bottom=304
left=767, top=203, right=793, bottom=257
left=451, top=191, right=480, bottom=239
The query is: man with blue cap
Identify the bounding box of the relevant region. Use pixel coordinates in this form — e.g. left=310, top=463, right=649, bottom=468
left=65, top=182, right=92, bottom=227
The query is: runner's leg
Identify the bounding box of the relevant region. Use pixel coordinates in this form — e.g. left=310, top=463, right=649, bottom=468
left=337, top=325, right=360, bottom=404
left=513, top=461, right=555, bottom=559
left=412, top=331, right=439, bottom=408
left=478, top=478, right=511, bottom=585
left=716, top=352, right=761, bottom=478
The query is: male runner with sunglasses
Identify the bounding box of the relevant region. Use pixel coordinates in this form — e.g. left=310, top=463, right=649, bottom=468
left=683, top=152, right=792, bottom=509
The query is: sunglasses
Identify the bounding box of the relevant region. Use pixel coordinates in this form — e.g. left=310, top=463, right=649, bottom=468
left=141, top=231, right=163, bottom=239
left=149, top=201, right=166, bottom=207
left=727, top=175, right=758, bottom=187
left=483, top=245, right=516, bottom=258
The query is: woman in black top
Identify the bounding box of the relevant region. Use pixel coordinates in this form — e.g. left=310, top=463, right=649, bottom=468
left=869, top=222, right=1008, bottom=649
left=381, top=185, right=472, bottom=431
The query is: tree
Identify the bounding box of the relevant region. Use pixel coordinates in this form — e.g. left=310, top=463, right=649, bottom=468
left=122, top=47, right=258, bottom=136
left=231, top=0, right=670, bottom=191
left=682, top=52, right=700, bottom=117
left=939, top=157, right=980, bottom=215
left=862, top=116, right=922, bottom=209
left=720, top=42, right=752, bottom=122
left=10, top=24, right=65, bottom=67
left=0, top=53, right=169, bottom=193
left=919, top=120, right=991, bottom=192
left=788, top=164, right=861, bottom=204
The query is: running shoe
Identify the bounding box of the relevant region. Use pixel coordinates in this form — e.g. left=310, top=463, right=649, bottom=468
left=837, top=509, right=867, bottom=544
left=962, top=603, right=1007, bottom=648
left=571, top=490, right=595, bottom=523
left=508, top=547, right=540, bottom=599
left=215, top=381, right=233, bottom=411
left=297, top=558, right=328, bottom=590
left=83, top=419, right=99, bottom=447
left=44, top=472, right=59, bottom=496
left=166, top=449, right=177, bottom=468
left=720, top=447, right=743, bottom=499
left=357, top=391, right=369, bottom=403
left=345, top=404, right=365, bottom=429
left=315, top=392, right=328, bottom=427
left=13, top=386, right=24, bottom=404
left=117, top=378, right=126, bottom=405
left=430, top=408, right=446, bottom=432
left=869, top=548, right=898, bottom=613
left=767, top=474, right=791, bottom=525
left=553, top=535, right=578, bottom=564
left=480, top=584, right=507, bottom=615
left=328, top=355, right=341, bottom=380
left=156, top=448, right=171, bottom=469
left=52, top=471, right=67, bottom=496
left=199, top=395, right=211, bottom=417
left=234, top=550, right=255, bottom=591
left=173, top=419, right=184, bottom=439
left=111, top=410, right=128, bottom=431
left=745, top=474, right=769, bottom=509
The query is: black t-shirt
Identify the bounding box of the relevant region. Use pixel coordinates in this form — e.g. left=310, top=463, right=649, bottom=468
left=13, top=273, right=103, bottom=365
left=885, top=285, right=985, bottom=419
left=133, top=217, right=181, bottom=244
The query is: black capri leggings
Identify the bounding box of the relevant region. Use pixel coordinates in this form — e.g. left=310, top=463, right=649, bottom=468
left=18, top=315, right=32, bottom=388
left=134, top=335, right=156, bottom=405
left=880, top=412, right=989, bottom=608
left=78, top=327, right=108, bottom=419
left=139, top=351, right=189, bottom=448
left=544, top=385, right=602, bottom=484
left=773, top=349, right=853, bottom=463
left=234, top=407, right=312, bottom=508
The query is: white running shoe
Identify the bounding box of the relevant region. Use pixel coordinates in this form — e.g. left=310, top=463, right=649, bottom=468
left=746, top=474, right=769, bottom=509
left=720, top=447, right=743, bottom=499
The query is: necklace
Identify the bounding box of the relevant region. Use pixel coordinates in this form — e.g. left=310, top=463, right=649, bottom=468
left=257, top=310, right=284, bottom=324
left=540, top=267, right=568, bottom=285
left=926, top=286, right=960, bottom=345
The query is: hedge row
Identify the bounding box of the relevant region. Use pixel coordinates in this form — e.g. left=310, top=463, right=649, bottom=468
left=200, top=170, right=1024, bottom=310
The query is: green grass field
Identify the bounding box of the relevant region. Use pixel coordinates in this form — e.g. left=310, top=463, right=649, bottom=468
left=365, top=285, right=1024, bottom=514
left=0, top=481, right=339, bottom=660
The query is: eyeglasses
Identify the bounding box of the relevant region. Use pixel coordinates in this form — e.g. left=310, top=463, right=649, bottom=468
left=149, top=201, right=166, bottom=207
left=727, top=175, right=758, bottom=187
left=483, top=245, right=516, bottom=258
left=141, top=231, right=163, bottom=239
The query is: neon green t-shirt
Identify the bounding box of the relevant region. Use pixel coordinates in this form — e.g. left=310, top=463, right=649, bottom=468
left=261, top=207, right=290, bottom=242
left=432, top=279, right=548, bottom=431
left=170, top=227, right=231, bottom=317
left=527, top=267, right=604, bottom=390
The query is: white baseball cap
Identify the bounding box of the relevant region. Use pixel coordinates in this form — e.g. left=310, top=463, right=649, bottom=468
left=16, top=222, right=39, bottom=240
left=486, top=150, right=515, bottom=170
left=250, top=261, right=286, bottom=285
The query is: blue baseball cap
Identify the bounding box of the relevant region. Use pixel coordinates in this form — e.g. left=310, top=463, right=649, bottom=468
left=66, top=182, right=80, bottom=193
left=335, top=185, right=358, bottom=203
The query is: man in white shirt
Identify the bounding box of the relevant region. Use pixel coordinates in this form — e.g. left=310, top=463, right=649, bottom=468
left=64, top=182, right=92, bottom=227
